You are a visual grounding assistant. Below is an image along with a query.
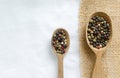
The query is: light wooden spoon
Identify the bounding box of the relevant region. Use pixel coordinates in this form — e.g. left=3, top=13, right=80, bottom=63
left=51, top=28, right=70, bottom=78
left=86, top=12, right=112, bottom=78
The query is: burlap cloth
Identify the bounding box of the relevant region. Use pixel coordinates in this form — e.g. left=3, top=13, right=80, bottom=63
left=79, top=0, right=120, bottom=78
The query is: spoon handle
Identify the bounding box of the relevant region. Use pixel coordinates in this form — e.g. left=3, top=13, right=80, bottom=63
left=58, top=55, right=64, bottom=78
left=92, top=54, right=104, bottom=78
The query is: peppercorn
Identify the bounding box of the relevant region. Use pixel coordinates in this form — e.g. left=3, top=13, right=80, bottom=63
left=87, top=15, right=111, bottom=49
left=52, top=30, right=68, bottom=54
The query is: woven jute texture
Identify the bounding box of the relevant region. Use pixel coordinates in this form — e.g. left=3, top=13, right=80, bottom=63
left=79, top=0, right=120, bottom=78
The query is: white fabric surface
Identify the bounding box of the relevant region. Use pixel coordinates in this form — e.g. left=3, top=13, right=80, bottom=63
left=0, top=0, right=81, bottom=78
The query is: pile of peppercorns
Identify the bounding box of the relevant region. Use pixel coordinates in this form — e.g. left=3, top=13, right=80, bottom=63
left=52, top=29, right=68, bottom=54
left=87, top=16, right=111, bottom=49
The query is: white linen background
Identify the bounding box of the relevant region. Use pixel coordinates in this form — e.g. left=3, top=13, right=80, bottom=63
left=0, top=0, right=81, bottom=78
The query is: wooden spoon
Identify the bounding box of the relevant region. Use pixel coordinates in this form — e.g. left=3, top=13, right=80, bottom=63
left=86, top=12, right=112, bottom=78
left=51, top=28, right=70, bottom=78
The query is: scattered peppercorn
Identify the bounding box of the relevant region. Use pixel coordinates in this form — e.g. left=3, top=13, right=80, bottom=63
left=52, top=29, right=68, bottom=54
left=87, top=15, right=111, bottom=49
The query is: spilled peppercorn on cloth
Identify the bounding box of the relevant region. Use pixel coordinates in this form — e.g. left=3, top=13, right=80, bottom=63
left=79, top=0, right=120, bottom=78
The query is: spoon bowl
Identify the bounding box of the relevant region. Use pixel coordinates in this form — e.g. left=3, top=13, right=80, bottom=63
left=52, top=28, right=70, bottom=55
left=86, top=12, right=112, bottom=54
